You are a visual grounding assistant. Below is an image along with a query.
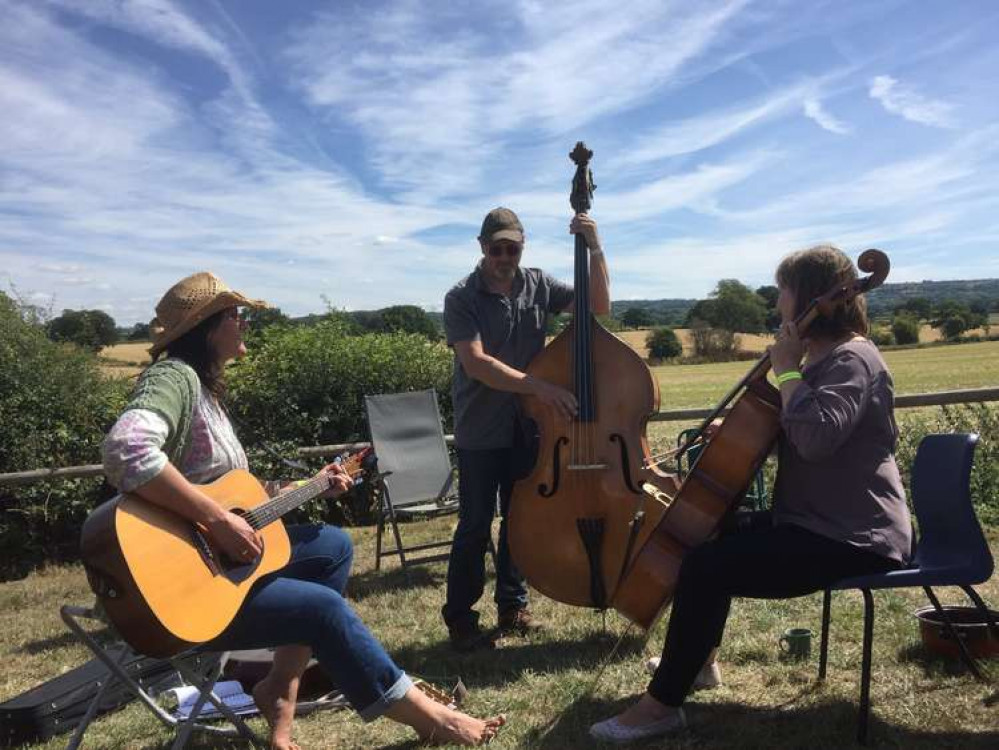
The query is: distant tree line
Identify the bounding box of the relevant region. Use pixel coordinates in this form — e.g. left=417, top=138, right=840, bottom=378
left=37, top=280, right=999, bottom=357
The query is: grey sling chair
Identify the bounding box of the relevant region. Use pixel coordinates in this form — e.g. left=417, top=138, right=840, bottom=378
left=364, top=388, right=496, bottom=572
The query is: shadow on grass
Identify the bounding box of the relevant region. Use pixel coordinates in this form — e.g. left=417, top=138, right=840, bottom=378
left=347, top=563, right=447, bottom=602
left=390, top=629, right=648, bottom=689
left=520, top=692, right=999, bottom=749
left=18, top=625, right=116, bottom=654
left=898, top=642, right=998, bottom=681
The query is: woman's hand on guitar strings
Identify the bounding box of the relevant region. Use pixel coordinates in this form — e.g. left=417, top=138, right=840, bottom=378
left=205, top=510, right=262, bottom=563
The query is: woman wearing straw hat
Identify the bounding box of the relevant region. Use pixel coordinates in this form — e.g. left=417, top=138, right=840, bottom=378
left=103, top=272, right=504, bottom=749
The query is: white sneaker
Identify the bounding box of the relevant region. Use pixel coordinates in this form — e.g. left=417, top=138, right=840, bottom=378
left=589, top=708, right=686, bottom=743
left=644, top=657, right=722, bottom=691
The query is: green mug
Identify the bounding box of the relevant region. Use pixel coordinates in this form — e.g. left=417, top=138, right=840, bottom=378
left=779, top=627, right=812, bottom=660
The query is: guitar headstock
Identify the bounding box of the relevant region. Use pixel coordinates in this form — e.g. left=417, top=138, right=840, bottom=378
left=337, top=446, right=374, bottom=484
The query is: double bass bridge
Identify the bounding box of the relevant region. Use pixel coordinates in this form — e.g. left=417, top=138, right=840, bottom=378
left=567, top=462, right=608, bottom=471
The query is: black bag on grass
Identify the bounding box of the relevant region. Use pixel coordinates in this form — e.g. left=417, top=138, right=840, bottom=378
left=0, top=646, right=181, bottom=746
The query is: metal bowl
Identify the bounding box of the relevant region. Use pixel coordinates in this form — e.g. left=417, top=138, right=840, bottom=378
left=914, top=605, right=999, bottom=659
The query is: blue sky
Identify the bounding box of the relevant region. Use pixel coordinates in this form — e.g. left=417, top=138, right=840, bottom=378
left=2, top=0, right=997, bottom=325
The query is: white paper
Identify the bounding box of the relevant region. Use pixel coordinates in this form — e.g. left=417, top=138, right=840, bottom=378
left=167, top=679, right=258, bottom=719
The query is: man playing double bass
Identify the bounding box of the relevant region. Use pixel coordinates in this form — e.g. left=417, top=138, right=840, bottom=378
left=441, top=206, right=610, bottom=651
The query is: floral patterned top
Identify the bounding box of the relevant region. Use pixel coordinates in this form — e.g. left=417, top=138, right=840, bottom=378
left=103, top=384, right=247, bottom=492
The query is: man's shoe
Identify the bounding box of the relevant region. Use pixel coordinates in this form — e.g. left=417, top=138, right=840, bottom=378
left=448, top=621, right=495, bottom=653
left=497, top=607, right=543, bottom=636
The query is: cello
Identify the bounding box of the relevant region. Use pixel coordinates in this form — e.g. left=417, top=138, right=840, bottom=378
left=612, top=248, right=891, bottom=628
left=508, top=143, right=680, bottom=610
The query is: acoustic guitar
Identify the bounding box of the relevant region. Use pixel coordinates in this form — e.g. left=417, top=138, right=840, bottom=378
left=80, top=448, right=371, bottom=658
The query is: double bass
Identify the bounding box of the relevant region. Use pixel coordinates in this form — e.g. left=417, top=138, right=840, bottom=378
left=508, top=143, right=680, bottom=610
left=509, top=141, right=891, bottom=628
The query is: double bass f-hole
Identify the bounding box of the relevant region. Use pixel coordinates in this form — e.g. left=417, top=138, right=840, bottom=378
left=538, top=436, right=569, bottom=497
left=610, top=433, right=643, bottom=495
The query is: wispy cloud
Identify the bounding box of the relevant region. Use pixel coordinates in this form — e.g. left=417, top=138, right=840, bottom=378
left=283, top=0, right=753, bottom=199
left=1, top=0, right=996, bottom=321
left=802, top=97, right=852, bottom=134
left=869, top=75, right=956, bottom=128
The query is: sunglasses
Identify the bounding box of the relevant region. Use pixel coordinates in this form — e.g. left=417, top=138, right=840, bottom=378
left=488, top=242, right=522, bottom=258
left=222, top=308, right=246, bottom=323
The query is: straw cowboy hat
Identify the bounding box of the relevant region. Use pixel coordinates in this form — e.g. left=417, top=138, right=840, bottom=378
left=148, top=271, right=268, bottom=357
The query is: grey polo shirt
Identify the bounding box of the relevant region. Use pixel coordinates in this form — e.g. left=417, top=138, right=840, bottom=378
left=444, top=265, right=573, bottom=450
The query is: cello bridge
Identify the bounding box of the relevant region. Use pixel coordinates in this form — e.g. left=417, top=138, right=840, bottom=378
left=567, top=463, right=608, bottom=471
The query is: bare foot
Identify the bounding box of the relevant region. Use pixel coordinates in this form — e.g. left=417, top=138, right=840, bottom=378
left=385, top=684, right=505, bottom=746
left=419, top=707, right=506, bottom=746
left=253, top=676, right=301, bottom=750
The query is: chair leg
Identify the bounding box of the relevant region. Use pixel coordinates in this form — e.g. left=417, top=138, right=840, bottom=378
left=960, top=584, right=999, bottom=644
left=64, top=646, right=127, bottom=750
left=857, top=588, right=875, bottom=745
left=60, top=606, right=179, bottom=728
left=819, top=589, right=832, bottom=680
left=924, top=586, right=985, bottom=681
left=375, top=511, right=385, bottom=572
left=385, top=500, right=411, bottom=576
left=170, top=654, right=265, bottom=749
left=61, top=606, right=263, bottom=748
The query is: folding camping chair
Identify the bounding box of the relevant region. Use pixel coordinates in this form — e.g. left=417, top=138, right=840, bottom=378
left=59, top=603, right=265, bottom=749
left=364, top=389, right=496, bottom=571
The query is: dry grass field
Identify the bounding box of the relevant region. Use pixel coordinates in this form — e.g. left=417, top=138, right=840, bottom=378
left=2, top=521, right=996, bottom=749
left=102, top=322, right=991, bottom=377
left=98, top=341, right=152, bottom=378
left=615, top=323, right=991, bottom=359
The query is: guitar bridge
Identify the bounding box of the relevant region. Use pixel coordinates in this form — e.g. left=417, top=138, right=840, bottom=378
left=190, top=527, right=221, bottom=576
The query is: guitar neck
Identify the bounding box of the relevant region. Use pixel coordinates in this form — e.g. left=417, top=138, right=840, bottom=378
left=241, top=452, right=365, bottom=531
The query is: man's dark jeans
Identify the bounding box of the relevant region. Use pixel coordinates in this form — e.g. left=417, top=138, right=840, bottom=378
left=442, top=447, right=529, bottom=630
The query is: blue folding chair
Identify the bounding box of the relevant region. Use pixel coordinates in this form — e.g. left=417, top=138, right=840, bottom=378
left=818, top=433, right=998, bottom=744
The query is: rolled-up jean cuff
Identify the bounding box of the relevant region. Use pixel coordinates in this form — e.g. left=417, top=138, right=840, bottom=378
left=358, top=673, right=414, bottom=722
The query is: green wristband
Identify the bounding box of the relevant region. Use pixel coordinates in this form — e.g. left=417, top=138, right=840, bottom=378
left=776, top=370, right=803, bottom=385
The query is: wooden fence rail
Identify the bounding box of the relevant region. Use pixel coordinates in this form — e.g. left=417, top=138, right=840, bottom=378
left=1, top=387, right=997, bottom=489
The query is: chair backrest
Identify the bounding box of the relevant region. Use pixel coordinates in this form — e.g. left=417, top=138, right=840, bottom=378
left=364, top=389, right=454, bottom=507
left=911, top=433, right=992, bottom=581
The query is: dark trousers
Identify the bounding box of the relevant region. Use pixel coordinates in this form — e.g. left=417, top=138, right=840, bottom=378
left=649, top=521, right=900, bottom=707
left=441, top=447, right=529, bottom=629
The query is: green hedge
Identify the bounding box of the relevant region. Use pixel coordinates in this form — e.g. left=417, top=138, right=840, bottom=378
left=227, top=320, right=454, bottom=526
left=895, top=404, right=999, bottom=526
left=0, top=293, right=130, bottom=578
left=2, top=293, right=996, bottom=577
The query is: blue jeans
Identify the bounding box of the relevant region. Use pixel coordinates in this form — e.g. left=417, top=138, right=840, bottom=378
left=209, top=524, right=412, bottom=721
left=441, top=448, right=529, bottom=630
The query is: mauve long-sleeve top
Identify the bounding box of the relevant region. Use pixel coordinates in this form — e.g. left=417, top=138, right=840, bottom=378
left=773, top=338, right=912, bottom=565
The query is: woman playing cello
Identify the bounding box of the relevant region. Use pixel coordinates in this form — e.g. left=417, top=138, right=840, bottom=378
left=590, top=245, right=913, bottom=743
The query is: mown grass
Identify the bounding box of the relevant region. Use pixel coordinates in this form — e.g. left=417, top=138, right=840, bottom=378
left=2, top=518, right=997, bottom=750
